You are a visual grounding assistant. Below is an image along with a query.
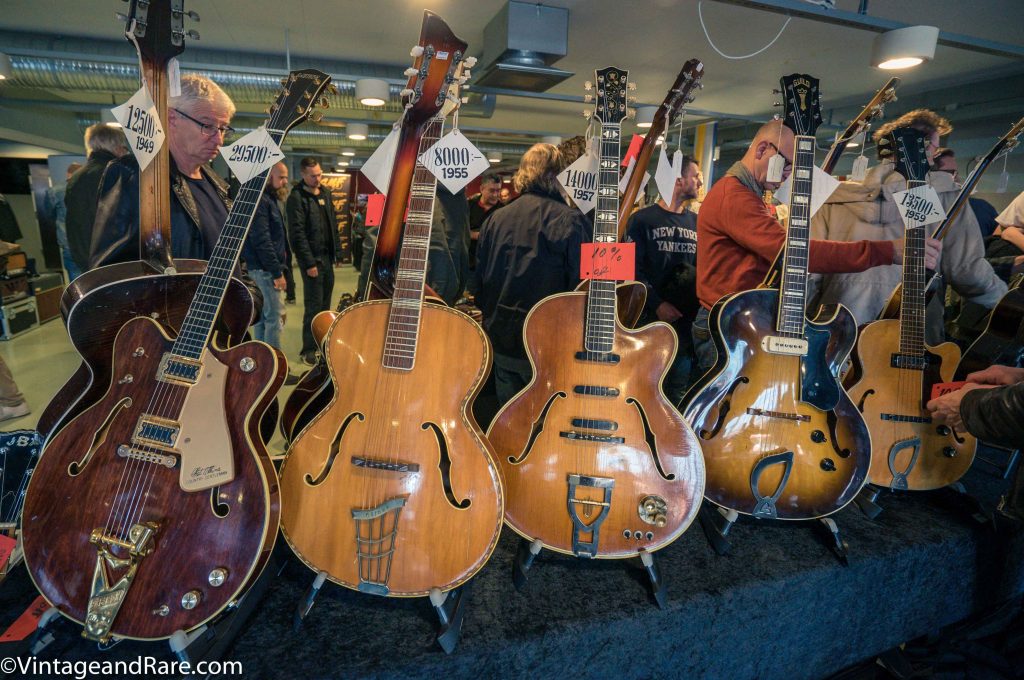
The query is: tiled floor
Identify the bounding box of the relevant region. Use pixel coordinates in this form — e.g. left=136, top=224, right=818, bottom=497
left=0, top=264, right=361, bottom=455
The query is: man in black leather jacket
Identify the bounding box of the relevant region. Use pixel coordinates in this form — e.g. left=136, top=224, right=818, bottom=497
left=66, top=123, right=128, bottom=271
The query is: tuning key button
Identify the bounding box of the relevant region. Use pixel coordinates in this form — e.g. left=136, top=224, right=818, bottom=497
left=943, top=447, right=957, bottom=458
left=584, top=80, right=593, bottom=91
left=404, top=67, right=418, bottom=77
left=820, top=458, right=836, bottom=472
left=810, top=430, right=826, bottom=443
left=464, top=56, right=478, bottom=68
left=410, top=45, right=424, bottom=58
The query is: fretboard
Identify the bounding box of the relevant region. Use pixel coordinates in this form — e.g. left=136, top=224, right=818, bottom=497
left=776, top=135, right=816, bottom=337
left=584, top=121, right=622, bottom=354
left=169, top=129, right=285, bottom=359
left=899, top=180, right=928, bottom=356
left=381, top=116, right=444, bottom=370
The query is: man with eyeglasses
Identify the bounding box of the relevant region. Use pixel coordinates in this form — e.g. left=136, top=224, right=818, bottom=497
left=692, top=119, right=921, bottom=375
left=89, top=74, right=239, bottom=267
left=808, top=109, right=1004, bottom=346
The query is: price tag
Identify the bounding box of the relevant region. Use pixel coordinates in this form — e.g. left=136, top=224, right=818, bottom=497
left=850, top=154, right=869, bottom=182
left=418, top=129, right=490, bottom=194
left=654, top=146, right=678, bottom=205
left=672, top=149, right=684, bottom=179
left=110, top=85, right=165, bottom=171
left=362, top=126, right=400, bottom=194
left=773, top=166, right=841, bottom=219
left=618, top=157, right=650, bottom=195
left=580, top=242, right=635, bottom=281
left=0, top=595, right=48, bottom=643
left=365, top=193, right=386, bottom=227
left=997, top=171, right=1010, bottom=194
left=930, top=381, right=967, bottom=401
left=766, top=153, right=786, bottom=184
left=167, top=58, right=181, bottom=97
left=218, top=126, right=284, bottom=184
left=0, top=533, right=15, bottom=571
left=893, top=184, right=947, bottom=227
left=557, top=143, right=600, bottom=213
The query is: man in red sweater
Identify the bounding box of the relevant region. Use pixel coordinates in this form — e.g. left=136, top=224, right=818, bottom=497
left=692, top=119, right=941, bottom=374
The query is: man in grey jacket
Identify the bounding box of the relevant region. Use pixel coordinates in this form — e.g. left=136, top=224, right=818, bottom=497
left=808, top=109, right=1005, bottom=344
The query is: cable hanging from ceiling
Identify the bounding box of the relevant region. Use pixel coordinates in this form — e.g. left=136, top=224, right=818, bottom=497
left=697, top=0, right=793, bottom=60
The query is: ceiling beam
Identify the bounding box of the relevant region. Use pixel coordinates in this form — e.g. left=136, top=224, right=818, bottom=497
left=705, top=0, right=1024, bottom=60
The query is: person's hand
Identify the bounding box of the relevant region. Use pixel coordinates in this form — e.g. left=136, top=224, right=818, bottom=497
left=273, top=275, right=286, bottom=291
left=1013, top=254, right=1024, bottom=267
left=926, top=382, right=996, bottom=429
left=965, top=364, right=1024, bottom=386
left=656, top=301, right=683, bottom=323
left=306, top=266, right=318, bottom=277
left=890, top=237, right=941, bottom=269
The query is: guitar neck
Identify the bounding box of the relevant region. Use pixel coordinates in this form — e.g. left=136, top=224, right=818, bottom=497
left=137, top=58, right=174, bottom=271
left=381, top=115, right=444, bottom=370
left=584, top=121, right=623, bottom=354
left=776, top=135, right=816, bottom=336
left=899, top=180, right=929, bottom=357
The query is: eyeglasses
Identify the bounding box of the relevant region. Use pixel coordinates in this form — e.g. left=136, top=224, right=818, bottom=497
left=173, top=108, right=234, bottom=138
left=766, top=142, right=793, bottom=170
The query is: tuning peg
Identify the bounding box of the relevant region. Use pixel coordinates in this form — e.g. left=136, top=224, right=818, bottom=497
left=400, top=88, right=414, bottom=97
left=186, top=29, right=199, bottom=40
left=686, top=95, right=696, bottom=104
left=628, top=82, right=637, bottom=91
left=116, top=11, right=128, bottom=22
left=627, top=108, right=636, bottom=120
left=462, top=69, right=471, bottom=79
left=464, top=56, right=478, bottom=68
left=319, top=97, right=330, bottom=108
left=773, top=100, right=781, bottom=107
left=410, top=45, right=424, bottom=57
left=584, top=94, right=593, bottom=103
left=403, top=67, right=418, bottom=77
left=583, top=110, right=592, bottom=119
left=627, top=96, right=637, bottom=104
left=308, top=111, right=324, bottom=123
left=584, top=80, right=593, bottom=91
left=186, top=10, right=200, bottom=21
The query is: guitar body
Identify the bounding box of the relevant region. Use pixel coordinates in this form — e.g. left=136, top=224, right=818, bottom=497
left=279, top=300, right=503, bottom=595
left=956, top=284, right=1024, bottom=379
left=683, top=288, right=870, bottom=519
left=38, top=261, right=254, bottom=440
left=845, top=320, right=976, bottom=489
left=488, top=291, right=704, bottom=558
left=22, top=316, right=281, bottom=640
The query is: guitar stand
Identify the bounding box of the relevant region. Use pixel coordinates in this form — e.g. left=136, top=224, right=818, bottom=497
left=638, top=551, right=667, bottom=609
left=853, top=484, right=885, bottom=519
left=930, top=482, right=992, bottom=527
left=511, top=538, right=544, bottom=590
left=27, top=606, right=61, bottom=655
left=429, top=586, right=468, bottom=654
left=697, top=505, right=738, bottom=556
left=814, top=518, right=849, bottom=566
left=293, top=570, right=328, bottom=631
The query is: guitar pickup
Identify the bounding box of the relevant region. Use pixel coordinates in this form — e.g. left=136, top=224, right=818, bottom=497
left=890, top=353, right=928, bottom=370
left=761, top=336, right=808, bottom=356
left=157, top=353, right=202, bottom=386
left=132, top=415, right=180, bottom=450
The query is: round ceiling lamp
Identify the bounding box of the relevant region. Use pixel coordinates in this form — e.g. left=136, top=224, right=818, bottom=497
left=355, top=78, right=390, bottom=107
left=635, top=106, right=657, bottom=129
left=347, top=123, right=369, bottom=140
left=871, top=25, right=938, bottom=70
left=542, top=135, right=562, bottom=146
left=341, top=148, right=356, bottom=157
left=487, top=151, right=502, bottom=164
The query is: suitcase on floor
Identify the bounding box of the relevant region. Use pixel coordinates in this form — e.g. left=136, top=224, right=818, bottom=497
left=0, top=297, right=38, bottom=340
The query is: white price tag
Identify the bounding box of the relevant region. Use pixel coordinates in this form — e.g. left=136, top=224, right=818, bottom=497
left=362, top=126, right=400, bottom=195
left=850, top=155, right=869, bottom=182
left=110, top=85, right=165, bottom=171
left=218, top=126, right=284, bottom=183
left=893, top=184, right=947, bottom=227
left=418, top=130, right=490, bottom=194
left=997, top=171, right=1010, bottom=194
left=766, top=153, right=786, bottom=184
left=654, top=147, right=678, bottom=205
left=557, top=143, right=600, bottom=213
left=167, top=58, right=181, bottom=97
left=672, top=149, right=684, bottom=179
left=773, top=165, right=841, bottom=219
left=618, top=157, right=650, bottom=195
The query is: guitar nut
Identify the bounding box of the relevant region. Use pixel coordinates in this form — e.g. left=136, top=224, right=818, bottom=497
left=239, top=357, right=256, bottom=372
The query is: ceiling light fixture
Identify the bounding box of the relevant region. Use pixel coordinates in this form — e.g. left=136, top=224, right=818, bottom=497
left=341, top=148, right=356, bottom=157
left=0, top=52, right=12, bottom=80
left=635, top=106, right=657, bottom=129
left=542, top=135, right=562, bottom=146
left=355, top=78, right=390, bottom=107
left=347, top=123, right=369, bottom=140
left=871, top=25, right=938, bottom=70
left=487, top=151, right=502, bottom=164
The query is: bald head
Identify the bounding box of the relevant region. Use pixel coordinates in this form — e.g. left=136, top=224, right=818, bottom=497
left=741, top=119, right=795, bottom=190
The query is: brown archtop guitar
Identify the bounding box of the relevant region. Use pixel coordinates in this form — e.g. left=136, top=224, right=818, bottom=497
left=21, top=71, right=333, bottom=642
left=487, top=66, right=705, bottom=560
left=279, top=13, right=503, bottom=597
left=683, top=75, right=871, bottom=520
left=846, top=128, right=976, bottom=490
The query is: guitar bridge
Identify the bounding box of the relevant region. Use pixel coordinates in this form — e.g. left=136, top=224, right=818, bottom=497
left=566, top=474, right=614, bottom=557
left=84, top=522, right=158, bottom=642
left=352, top=497, right=406, bottom=595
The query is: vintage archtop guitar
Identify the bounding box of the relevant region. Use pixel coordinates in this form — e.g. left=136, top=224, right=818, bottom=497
left=21, top=70, right=332, bottom=642
left=487, top=66, right=705, bottom=561
left=845, top=128, right=977, bottom=491
left=279, top=12, right=504, bottom=598
left=683, top=74, right=871, bottom=520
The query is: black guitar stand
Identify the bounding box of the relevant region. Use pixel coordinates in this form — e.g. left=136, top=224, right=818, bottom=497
left=697, top=505, right=850, bottom=565
left=293, top=570, right=329, bottom=631
left=814, top=517, right=850, bottom=566
left=853, top=484, right=885, bottom=519
left=929, top=482, right=993, bottom=527
left=511, top=537, right=668, bottom=609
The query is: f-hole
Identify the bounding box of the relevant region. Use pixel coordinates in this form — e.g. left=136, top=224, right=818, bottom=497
left=210, top=486, right=230, bottom=517
left=423, top=422, right=471, bottom=510
left=305, top=412, right=364, bottom=485
left=69, top=397, right=132, bottom=476
left=856, top=389, right=874, bottom=413
left=509, top=392, right=565, bottom=464
left=699, top=376, right=748, bottom=440
left=626, top=397, right=674, bottom=481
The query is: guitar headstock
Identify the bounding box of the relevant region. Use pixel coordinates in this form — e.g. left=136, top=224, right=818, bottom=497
left=589, top=66, right=632, bottom=125
left=268, top=69, right=334, bottom=133
left=780, top=74, right=823, bottom=137
left=997, top=116, right=1024, bottom=159
left=440, top=55, right=476, bottom=118
left=121, top=0, right=194, bottom=65
left=399, top=11, right=468, bottom=127
left=878, top=127, right=930, bottom=183
left=660, top=59, right=704, bottom=126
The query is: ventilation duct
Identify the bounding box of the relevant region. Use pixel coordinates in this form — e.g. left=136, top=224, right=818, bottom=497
left=475, top=1, right=573, bottom=91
